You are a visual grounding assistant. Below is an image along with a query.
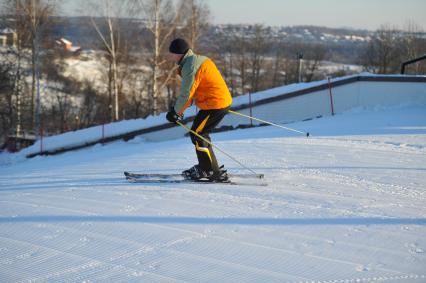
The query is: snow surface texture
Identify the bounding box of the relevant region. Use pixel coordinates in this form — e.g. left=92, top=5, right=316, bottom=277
left=1, top=106, right=426, bottom=282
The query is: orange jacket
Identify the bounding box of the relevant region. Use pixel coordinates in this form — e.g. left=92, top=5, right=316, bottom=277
left=174, top=49, right=232, bottom=115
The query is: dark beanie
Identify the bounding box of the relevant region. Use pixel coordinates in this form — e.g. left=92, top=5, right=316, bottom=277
left=169, top=38, right=190, bottom=54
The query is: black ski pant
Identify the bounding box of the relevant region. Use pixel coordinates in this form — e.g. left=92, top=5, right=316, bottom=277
left=190, top=107, right=229, bottom=174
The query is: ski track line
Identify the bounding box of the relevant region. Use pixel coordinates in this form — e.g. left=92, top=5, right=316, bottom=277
left=276, top=171, right=420, bottom=201
left=1, top=206, right=423, bottom=280
left=314, top=168, right=424, bottom=197
left=0, top=200, right=100, bottom=216
left=281, top=167, right=424, bottom=199
left=0, top=200, right=216, bottom=264
left=10, top=191, right=416, bottom=262
left=0, top=197, right=258, bottom=281
left=2, top=180, right=424, bottom=280
left=129, top=216, right=410, bottom=271
left=0, top=235, right=105, bottom=282
left=109, top=215, right=411, bottom=282
left=2, top=186, right=421, bottom=260
left=285, top=274, right=426, bottom=283
left=135, top=179, right=425, bottom=222
left=4, top=177, right=386, bottom=222
left=1, top=197, right=419, bottom=266
left=41, top=220, right=210, bottom=262
left=1, top=202, right=409, bottom=282
left=10, top=191, right=144, bottom=213
left=114, top=230, right=310, bottom=282
left=310, top=136, right=426, bottom=155
left=279, top=168, right=426, bottom=212
left=5, top=180, right=379, bottom=225
left=3, top=188, right=290, bottom=233
left=1, top=213, right=307, bottom=282
left=163, top=246, right=310, bottom=282
left=253, top=227, right=416, bottom=259
left=0, top=235, right=190, bottom=283
left=209, top=234, right=407, bottom=277
left=274, top=174, right=421, bottom=240
left=1, top=220, right=203, bottom=282
left=177, top=184, right=416, bottom=227
left=0, top=179, right=129, bottom=192
left=6, top=156, right=422, bottom=208
left=19, top=188, right=254, bottom=217
left=268, top=181, right=425, bottom=223
left=135, top=182, right=380, bottom=218
left=272, top=136, right=426, bottom=155
left=3, top=182, right=423, bottom=238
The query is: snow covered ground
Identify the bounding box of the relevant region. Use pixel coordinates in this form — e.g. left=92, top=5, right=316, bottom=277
left=1, top=106, right=425, bottom=282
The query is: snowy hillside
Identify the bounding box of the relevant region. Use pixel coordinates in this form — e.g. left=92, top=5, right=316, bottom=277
left=1, top=106, right=426, bottom=282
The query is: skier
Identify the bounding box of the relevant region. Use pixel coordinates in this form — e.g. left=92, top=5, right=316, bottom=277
left=166, top=38, right=232, bottom=182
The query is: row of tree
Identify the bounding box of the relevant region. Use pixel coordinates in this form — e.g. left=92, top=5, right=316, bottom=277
left=0, top=0, right=425, bottom=146
left=362, top=23, right=426, bottom=74
left=0, top=0, right=208, bottom=142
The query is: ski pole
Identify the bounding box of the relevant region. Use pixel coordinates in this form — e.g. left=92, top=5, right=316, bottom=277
left=176, top=121, right=263, bottom=178
left=228, top=110, right=310, bottom=137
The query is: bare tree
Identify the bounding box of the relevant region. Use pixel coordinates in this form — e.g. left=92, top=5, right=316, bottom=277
left=180, top=0, right=210, bottom=51
left=125, top=68, right=150, bottom=118
left=0, top=60, right=15, bottom=141
left=88, top=0, right=127, bottom=121
left=132, top=0, right=186, bottom=115
left=234, top=34, right=249, bottom=95
left=303, top=43, right=327, bottom=82
left=18, top=0, right=56, bottom=128
left=247, top=25, right=270, bottom=93
left=78, top=80, right=108, bottom=128
left=400, top=21, right=426, bottom=74
left=362, top=24, right=402, bottom=74
left=41, top=59, right=75, bottom=134
left=271, top=46, right=287, bottom=87
left=7, top=1, right=28, bottom=136
left=214, top=27, right=266, bottom=96
left=1, top=0, right=55, bottom=138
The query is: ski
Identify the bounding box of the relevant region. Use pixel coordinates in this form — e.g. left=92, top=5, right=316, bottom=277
left=124, top=171, right=264, bottom=180
left=124, top=171, right=266, bottom=186
left=126, top=176, right=236, bottom=185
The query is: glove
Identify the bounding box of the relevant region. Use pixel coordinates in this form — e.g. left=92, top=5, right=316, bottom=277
left=166, top=108, right=182, bottom=123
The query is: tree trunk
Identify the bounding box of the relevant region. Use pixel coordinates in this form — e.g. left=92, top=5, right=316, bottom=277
left=152, top=0, right=160, bottom=115
left=108, top=17, right=119, bottom=121
left=31, top=37, right=36, bottom=129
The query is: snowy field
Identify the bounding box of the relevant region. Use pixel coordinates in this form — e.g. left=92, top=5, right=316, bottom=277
left=1, top=106, right=426, bottom=282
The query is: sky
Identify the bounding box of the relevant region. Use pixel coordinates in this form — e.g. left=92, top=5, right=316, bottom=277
left=62, top=0, right=426, bottom=31
left=204, top=0, right=426, bottom=30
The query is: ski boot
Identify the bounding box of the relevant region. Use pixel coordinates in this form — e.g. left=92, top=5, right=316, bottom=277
left=208, top=165, right=229, bottom=182
left=182, top=165, right=214, bottom=180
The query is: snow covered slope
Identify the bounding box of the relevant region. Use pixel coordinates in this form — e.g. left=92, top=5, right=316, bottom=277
left=1, top=106, right=426, bottom=282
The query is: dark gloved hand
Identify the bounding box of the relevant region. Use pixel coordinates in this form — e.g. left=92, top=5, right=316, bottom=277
left=166, top=108, right=182, bottom=123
